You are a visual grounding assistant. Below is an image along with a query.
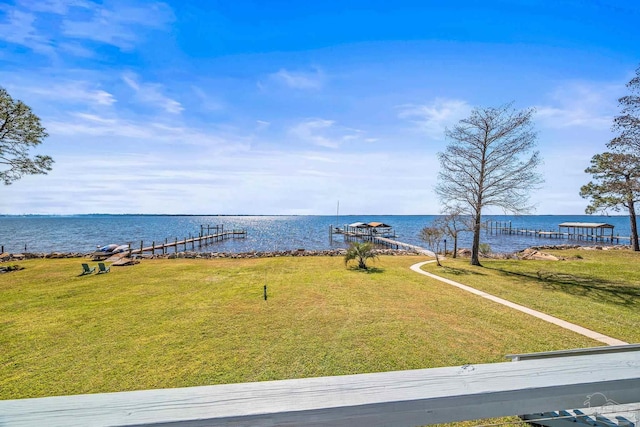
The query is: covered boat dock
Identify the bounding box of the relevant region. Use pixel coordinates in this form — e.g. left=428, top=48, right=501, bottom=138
left=558, top=222, right=616, bottom=242
left=343, top=221, right=395, bottom=237
left=486, top=220, right=628, bottom=244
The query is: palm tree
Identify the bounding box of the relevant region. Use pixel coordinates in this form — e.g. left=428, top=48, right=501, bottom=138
left=344, top=242, right=378, bottom=270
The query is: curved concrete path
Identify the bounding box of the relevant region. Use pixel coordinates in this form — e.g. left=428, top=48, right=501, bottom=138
left=410, top=260, right=628, bottom=346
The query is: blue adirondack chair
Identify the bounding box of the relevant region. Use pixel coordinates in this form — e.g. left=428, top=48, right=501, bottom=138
left=81, top=263, right=96, bottom=275
left=97, top=263, right=110, bottom=274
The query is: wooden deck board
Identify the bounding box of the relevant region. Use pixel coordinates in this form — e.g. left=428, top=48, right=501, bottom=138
left=1, top=351, right=638, bottom=427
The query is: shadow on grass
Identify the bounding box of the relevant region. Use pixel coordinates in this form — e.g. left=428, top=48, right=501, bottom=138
left=346, top=266, right=385, bottom=274
left=486, top=266, right=640, bottom=306
left=438, top=266, right=488, bottom=277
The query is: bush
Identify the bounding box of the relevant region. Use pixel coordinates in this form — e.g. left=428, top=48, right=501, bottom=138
left=479, top=243, right=492, bottom=255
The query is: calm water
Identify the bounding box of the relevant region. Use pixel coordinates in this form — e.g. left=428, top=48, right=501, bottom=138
left=0, top=214, right=635, bottom=254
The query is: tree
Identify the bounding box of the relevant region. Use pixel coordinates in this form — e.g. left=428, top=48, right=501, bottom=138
left=580, top=152, right=640, bottom=251
left=433, top=206, right=470, bottom=258
left=344, top=241, right=378, bottom=270
left=1, top=87, right=53, bottom=185
left=435, top=104, right=542, bottom=266
left=608, top=65, right=640, bottom=154
left=419, top=226, right=444, bottom=266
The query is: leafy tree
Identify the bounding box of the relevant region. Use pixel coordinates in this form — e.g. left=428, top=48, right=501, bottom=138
left=344, top=241, right=378, bottom=270
left=435, top=104, right=542, bottom=266
left=419, top=226, right=444, bottom=266
left=580, top=152, right=640, bottom=251
left=608, top=65, right=640, bottom=154
left=433, top=206, right=470, bottom=258
left=1, top=87, right=53, bottom=185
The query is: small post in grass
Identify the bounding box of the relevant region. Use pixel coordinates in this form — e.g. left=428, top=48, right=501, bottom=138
left=263, top=285, right=267, bottom=301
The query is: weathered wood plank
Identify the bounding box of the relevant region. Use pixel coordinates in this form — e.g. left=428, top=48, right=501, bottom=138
left=1, top=351, right=639, bottom=427
left=506, top=344, right=640, bottom=361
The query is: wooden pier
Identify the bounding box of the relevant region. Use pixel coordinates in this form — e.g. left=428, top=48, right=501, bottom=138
left=93, top=225, right=247, bottom=260
left=331, top=225, right=433, bottom=255
left=486, top=220, right=631, bottom=244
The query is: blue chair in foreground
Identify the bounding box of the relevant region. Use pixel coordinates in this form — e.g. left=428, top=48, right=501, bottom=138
left=81, top=263, right=96, bottom=275
left=97, top=263, right=110, bottom=274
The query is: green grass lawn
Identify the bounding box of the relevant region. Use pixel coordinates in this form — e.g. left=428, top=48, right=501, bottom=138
left=0, top=254, right=613, bottom=401
left=422, top=249, right=640, bottom=344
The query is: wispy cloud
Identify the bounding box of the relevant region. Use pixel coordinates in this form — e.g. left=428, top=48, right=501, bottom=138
left=289, top=118, right=367, bottom=148
left=192, top=86, right=225, bottom=112
left=1, top=1, right=174, bottom=55
left=122, top=72, right=183, bottom=114
left=62, top=2, right=174, bottom=50
left=256, top=120, right=271, bottom=131
left=290, top=119, right=338, bottom=148
left=24, top=81, right=116, bottom=106
left=396, top=98, right=471, bottom=137
left=535, top=82, right=620, bottom=130
left=267, top=68, right=325, bottom=90
left=46, top=111, right=250, bottom=150
left=0, top=7, right=52, bottom=54
left=16, top=0, right=81, bottom=14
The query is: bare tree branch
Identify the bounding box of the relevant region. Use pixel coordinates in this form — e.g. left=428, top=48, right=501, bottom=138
left=435, top=104, right=542, bottom=265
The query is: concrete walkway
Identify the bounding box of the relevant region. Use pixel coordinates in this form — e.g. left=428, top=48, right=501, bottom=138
left=410, top=260, right=628, bottom=346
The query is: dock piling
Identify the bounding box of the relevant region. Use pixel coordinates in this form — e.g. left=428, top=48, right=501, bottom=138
left=119, top=225, right=248, bottom=257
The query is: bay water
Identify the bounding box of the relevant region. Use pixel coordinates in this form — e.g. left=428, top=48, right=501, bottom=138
left=0, top=214, right=635, bottom=255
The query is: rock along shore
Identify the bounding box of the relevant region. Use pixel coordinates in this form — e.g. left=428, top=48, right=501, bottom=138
left=0, top=248, right=423, bottom=263
left=0, top=244, right=633, bottom=265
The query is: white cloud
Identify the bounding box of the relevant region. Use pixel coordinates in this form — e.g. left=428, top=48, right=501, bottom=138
left=0, top=7, right=52, bottom=54
left=268, top=68, right=325, bottom=90
left=290, top=119, right=337, bottom=148
left=397, top=99, right=471, bottom=137
left=61, top=1, right=174, bottom=50
left=16, top=0, right=85, bottom=14
left=0, top=147, right=441, bottom=215
left=46, top=111, right=250, bottom=150
left=535, top=82, right=620, bottom=130
left=122, top=72, right=183, bottom=114
left=289, top=119, right=373, bottom=149
left=1, top=0, right=173, bottom=56
left=256, top=120, right=271, bottom=131
left=192, top=86, right=225, bottom=112
left=24, top=81, right=116, bottom=106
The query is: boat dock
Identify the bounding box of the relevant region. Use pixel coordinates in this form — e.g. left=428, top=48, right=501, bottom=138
left=331, top=223, right=434, bottom=255
left=93, top=225, right=247, bottom=260
left=487, top=220, right=631, bottom=244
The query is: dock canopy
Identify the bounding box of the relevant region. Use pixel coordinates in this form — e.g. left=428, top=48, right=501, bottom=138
left=558, top=222, right=614, bottom=229
left=347, top=222, right=368, bottom=228
left=367, top=222, right=391, bottom=228
left=558, top=222, right=615, bottom=243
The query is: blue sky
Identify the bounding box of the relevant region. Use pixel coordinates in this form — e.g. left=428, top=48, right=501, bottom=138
left=1, top=0, right=638, bottom=215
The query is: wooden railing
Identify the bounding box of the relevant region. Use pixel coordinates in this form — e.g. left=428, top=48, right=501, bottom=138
left=1, top=346, right=639, bottom=427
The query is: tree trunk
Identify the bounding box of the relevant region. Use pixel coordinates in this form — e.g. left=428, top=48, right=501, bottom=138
left=470, top=212, right=482, bottom=266
left=453, top=235, right=458, bottom=258
left=628, top=198, right=639, bottom=251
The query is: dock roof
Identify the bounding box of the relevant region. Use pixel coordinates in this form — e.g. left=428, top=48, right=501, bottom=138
left=347, top=222, right=392, bottom=228
left=348, top=222, right=367, bottom=228
left=367, top=222, right=391, bottom=228
left=558, top=222, right=614, bottom=229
